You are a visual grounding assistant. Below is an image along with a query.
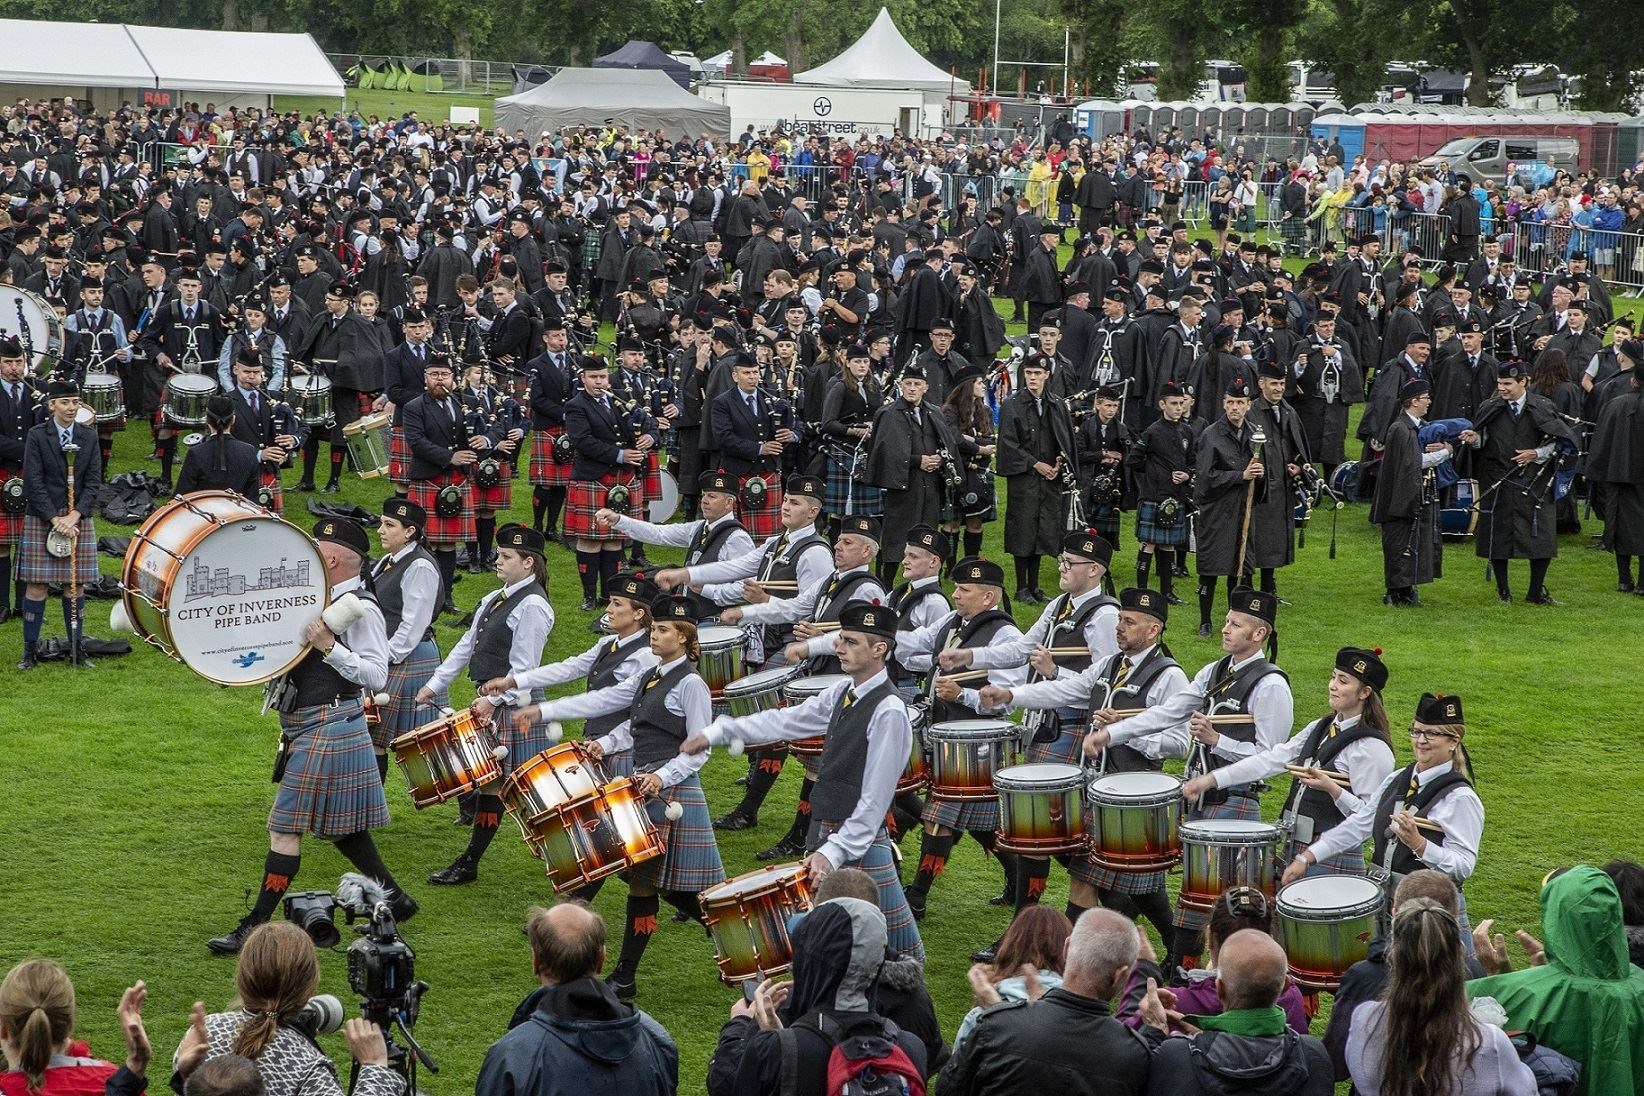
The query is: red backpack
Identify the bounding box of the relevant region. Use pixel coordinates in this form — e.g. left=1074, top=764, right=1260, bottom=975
left=778, top=1014, right=925, bottom=1096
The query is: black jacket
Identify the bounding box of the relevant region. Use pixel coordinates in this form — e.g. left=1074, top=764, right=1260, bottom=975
left=937, top=988, right=1152, bottom=1096
left=562, top=389, right=658, bottom=481
left=23, top=419, right=102, bottom=520
left=707, top=385, right=793, bottom=476
left=0, top=378, right=43, bottom=473
left=1144, top=1028, right=1332, bottom=1096
left=177, top=433, right=261, bottom=497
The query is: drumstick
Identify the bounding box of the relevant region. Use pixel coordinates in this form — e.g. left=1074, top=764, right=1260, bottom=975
left=751, top=580, right=801, bottom=591
left=1285, top=763, right=1350, bottom=782
left=937, top=669, right=992, bottom=684
left=1042, top=646, right=1095, bottom=657
left=1410, top=816, right=1447, bottom=835
left=803, top=620, right=842, bottom=632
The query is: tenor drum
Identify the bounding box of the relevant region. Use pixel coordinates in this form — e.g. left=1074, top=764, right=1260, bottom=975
left=288, top=375, right=334, bottom=428
left=647, top=469, right=680, bottom=523
left=700, top=862, right=815, bottom=984
left=343, top=411, right=392, bottom=479
left=163, top=374, right=218, bottom=425
left=927, top=718, right=1018, bottom=802
left=722, top=663, right=803, bottom=718
left=1328, top=460, right=1361, bottom=499
left=995, top=763, right=1086, bottom=855
left=1179, top=819, right=1282, bottom=912
left=390, top=709, right=505, bottom=808
left=82, top=372, right=125, bottom=423
left=1442, top=478, right=1479, bottom=537
left=500, top=743, right=609, bottom=828
left=697, top=625, right=747, bottom=701
left=782, top=673, right=851, bottom=758
left=1086, top=771, right=1183, bottom=872
left=0, top=285, right=62, bottom=376
left=1276, top=875, right=1384, bottom=993
left=521, top=778, right=663, bottom=892
left=117, top=490, right=330, bottom=685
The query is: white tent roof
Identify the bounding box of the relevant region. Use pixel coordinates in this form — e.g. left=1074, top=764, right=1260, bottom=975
left=796, top=8, right=969, bottom=92
left=0, top=18, right=343, bottom=97
left=750, top=51, right=787, bottom=66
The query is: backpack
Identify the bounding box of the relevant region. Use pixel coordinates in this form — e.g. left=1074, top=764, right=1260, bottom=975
left=778, top=1014, right=925, bottom=1096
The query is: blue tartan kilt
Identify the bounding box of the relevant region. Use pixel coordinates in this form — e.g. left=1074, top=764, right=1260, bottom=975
left=500, top=694, right=552, bottom=777
left=270, top=698, right=389, bottom=838
left=1285, top=836, right=1365, bottom=880
left=1090, top=504, right=1122, bottom=544
left=1135, top=500, right=1189, bottom=548
left=17, top=514, right=99, bottom=585
left=1024, top=715, right=1085, bottom=765
left=602, top=748, right=635, bottom=778
left=629, top=774, right=726, bottom=893
left=377, top=639, right=445, bottom=751
left=1173, top=793, right=1262, bottom=933
left=825, top=456, right=883, bottom=517
left=923, top=794, right=1000, bottom=833
left=812, top=821, right=924, bottom=961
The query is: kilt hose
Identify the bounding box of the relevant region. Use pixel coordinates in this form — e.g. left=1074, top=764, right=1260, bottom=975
left=564, top=473, right=643, bottom=541
left=627, top=774, right=726, bottom=894
left=528, top=428, right=574, bottom=487
left=812, top=820, right=924, bottom=961
left=17, top=514, right=98, bottom=585
left=269, top=698, right=390, bottom=838
left=407, top=469, right=475, bottom=549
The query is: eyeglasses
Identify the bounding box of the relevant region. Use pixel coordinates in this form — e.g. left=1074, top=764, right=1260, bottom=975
left=1408, top=727, right=1459, bottom=742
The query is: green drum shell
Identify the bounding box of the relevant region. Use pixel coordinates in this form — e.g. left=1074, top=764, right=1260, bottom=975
left=1277, top=876, right=1384, bottom=993
left=995, top=763, right=1086, bottom=854
left=1086, top=772, right=1183, bottom=871
left=723, top=664, right=801, bottom=718
left=928, top=719, right=1017, bottom=802
left=1179, top=820, right=1281, bottom=911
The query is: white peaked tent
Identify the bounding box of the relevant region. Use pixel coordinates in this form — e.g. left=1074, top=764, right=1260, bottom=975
left=796, top=7, right=969, bottom=93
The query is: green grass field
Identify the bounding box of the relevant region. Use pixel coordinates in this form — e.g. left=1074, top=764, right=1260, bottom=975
left=3, top=285, right=1641, bottom=1093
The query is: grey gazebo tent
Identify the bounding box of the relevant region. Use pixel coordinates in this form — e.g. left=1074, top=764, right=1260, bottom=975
left=494, top=68, right=731, bottom=138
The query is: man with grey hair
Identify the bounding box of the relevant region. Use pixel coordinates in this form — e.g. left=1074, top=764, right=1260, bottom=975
left=937, top=909, right=1152, bottom=1093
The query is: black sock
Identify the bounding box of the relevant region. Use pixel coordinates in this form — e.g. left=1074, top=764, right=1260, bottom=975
left=251, top=850, right=302, bottom=921
left=376, top=752, right=390, bottom=782
left=910, top=831, right=957, bottom=894
left=616, top=894, right=661, bottom=975
left=546, top=487, right=567, bottom=532
left=1259, top=567, right=1276, bottom=594
left=663, top=890, right=704, bottom=923
left=1170, top=925, right=1206, bottom=969
left=1198, top=577, right=1216, bottom=628
left=943, top=538, right=959, bottom=576
left=301, top=436, right=319, bottom=482
left=1529, top=557, right=1550, bottom=596
left=576, top=550, right=599, bottom=598
left=1621, top=555, right=1636, bottom=585
left=157, top=437, right=176, bottom=482
left=783, top=778, right=815, bottom=844
left=1136, top=550, right=1152, bottom=590
left=1065, top=900, right=1090, bottom=924
left=532, top=487, right=550, bottom=532
left=570, top=877, right=607, bottom=903
left=475, top=516, right=496, bottom=563
left=1014, top=555, right=1031, bottom=591
left=1491, top=559, right=1510, bottom=595
left=599, top=550, right=622, bottom=599
left=1132, top=889, right=1175, bottom=944
left=435, top=549, right=457, bottom=605
left=1028, top=555, right=1042, bottom=591
left=877, top=559, right=898, bottom=586
left=462, top=795, right=503, bottom=861
left=332, top=831, right=402, bottom=894
left=890, top=791, right=925, bottom=838
left=1157, top=551, right=1175, bottom=599
left=735, top=748, right=786, bottom=814
left=99, top=436, right=113, bottom=467
left=0, top=557, right=10, bottom=615
left=327, top=448, right=345, bottom=485
left=962, top=529, right=983, bottom=558
left=1014, top=858, right=1051, bottom=912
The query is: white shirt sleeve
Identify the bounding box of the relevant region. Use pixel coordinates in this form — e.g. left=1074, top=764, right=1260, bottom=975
left=892, top=611, right=955, bottom=673
left=1005, top=662, right=1101, bottom=711
left=1108, top=664, right=1207, bottom=746
left=699, top=529, right=759, bottom=604
left=740, top=578, right=821, bottom=624
left=1084, top=604, right=1120, bottom=663
left=613, top=515, right=702, bottom=547
left=1207, top=673, right=1294, bottom=761
left=702, top=678, right=841, bottom=747
left=958, top=624, right=1028, bottom=712
left=589, top=647, right=660, bottom=756
left=513, top=636, right=601, bottom=691
left=969, top=602, right=1051, bottom=668
left=536, top=667, right=646, bottom=722
left=1305, top=764, right=1481, bottom=882
left=383, top=558, right=440, bottom=664
left=684, top=539, right=768, bottom=585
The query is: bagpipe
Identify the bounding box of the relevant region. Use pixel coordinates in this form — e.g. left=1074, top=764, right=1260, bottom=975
left=1417, top=418, right=1472, bottom=491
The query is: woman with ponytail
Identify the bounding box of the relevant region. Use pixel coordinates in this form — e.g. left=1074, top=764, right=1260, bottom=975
left=0, top=961, right=147, bottom=1096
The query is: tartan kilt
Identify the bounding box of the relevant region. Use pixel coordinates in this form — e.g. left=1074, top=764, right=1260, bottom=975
left=1024, top=715, right=1085, bottom=765
left=1136, top=500, right=1190, bottom=548
left=388, top=425, right=412, bottom=488
left=564, top=473, right=642, bottom=540
left=378, top=639, right=446, bottom=751
left=738, top=473, right=784, bottom=540
left=629, top=774, right=726, bottom=893
left=529, top=428, right=574, bottom=487
left=270, top=698, right=389, bottom=837
left=0, top=488, right=23, bottom=546
left=1288, top=838, right=1366, bottom=880
left=923, top=794, right=1000, bottom=834
left=812, top=821, right=924, bottom=961
left=1173, top=793, right=1262, bottom=933
left=407, top=470, right=475, bottom=548
left=1070, top=849, right=1169, bottom=896
left=259, top=468, right=285, bottom=516
left=825, top=456, right=883, bottom=518
left=471, top=459, right=513, bottom=513
left=17, top=514, right=98, bottom=585
left=500, top=696, right=553, bottom=776
left=644, top=450, right=663, bottom=500
left=601, top=748, right=635, bottom=778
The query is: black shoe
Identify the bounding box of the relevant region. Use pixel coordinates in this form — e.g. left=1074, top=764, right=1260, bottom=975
left=580, top=596, right=597, bottom=611
left=1173, top=564, right=1190, bottom=578
left=1197, top=623, right=1212, bottom=637
left=734, top=773, right=750, bottom=786
left=630, top=553, right=652, bottom=568
left=1165, top=593, right=1184, bottom=605
left=906, top=888, right=927, bottom=921
left=440, top=599, right=462, bottom=616
left=455, top=547, right=472, bottom=567
left=466, top=560, right=485, bottom=574
left=1618, top=581, right=1636, bottom=593
left=69, top=654, right=94, bottom=668
left=1015, top=588, right=1038, bottom=605
left=295, top=480, right=317, bottom=492
left=1526, top=591, right=1560, bottom=606
left=1497, top=591, right=1513, bottom=604
left=971, top=938, right=1003, bottom=963
left=321, top=482, right=340, bottom=495
left=427, top=855, right=478, bottom=885
left=388, top=890, right=419, bottom=924
left=756, top=835, right=805, bottom=862
left=714, top=808, right=758, bottom=831
left=986, top=888, right=1016, bottom=907
left=17, top=653, right=36, bottom=671
left=0, top=607, right=11, bottom=625
left=453, top=802, right=476, bottom=826
left=207, top=914, right=268, bottom=956
left=671, top=907, right=691, bottom=923
left=606, top=970, right=637, bottom=1002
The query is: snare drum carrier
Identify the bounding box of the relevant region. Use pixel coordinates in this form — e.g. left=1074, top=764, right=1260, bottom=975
left=928, top=609, right=1016, bottom=722
left=685, top=514, right=747, bottom=567
left=1188, top=655, right=1287, bottom=806
left=1368, top=763, right=1472, bottom=890
left=805, top=676, right=898, bottom=838
left=468, top=581, right=549, bottom=716
left=374, top=543, right=439, bottom=649
left=628, top=660, right=696, bottom=788
left=1023, top=591, right=1114, bottom=745
left=1087, top=645, right=1179, bottom=772
left=753, top=528, right=829, bottom=654
left=1280, top=714, right=1392, bottom=846
left=801, top=568, right=879, bottom=674
left=887, top=579, right=949, bottom=684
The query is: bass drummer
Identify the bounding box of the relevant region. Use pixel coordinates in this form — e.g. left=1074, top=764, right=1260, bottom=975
left=981, top=587, right=1188, bottom=956
left=1085, top=587, right=1294, bottom=974
left=1185, top=645, right=1396, bottom=879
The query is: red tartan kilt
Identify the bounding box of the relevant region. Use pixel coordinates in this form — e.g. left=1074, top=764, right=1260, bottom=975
left=0, top=500, right=22, bottom=545
left=407, top=470, right=476, bottom=547
left=736, top=473, right=783, bottom=540
left=259, top=469, right=285, bottom=515
left=388, top=426, right=411, bottom=487
left=529, top=428, right=573, bottom=486
left=644, top=450, right=662, bottom=498
left=564, top=474, right=641, bottom=540
left=471, top=459, right=513, bottom=512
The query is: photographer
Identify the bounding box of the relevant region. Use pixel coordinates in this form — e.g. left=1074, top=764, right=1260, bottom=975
left=477, top=902, right=678, bottom=1095
left=176, top=923, right=404, bottom=1096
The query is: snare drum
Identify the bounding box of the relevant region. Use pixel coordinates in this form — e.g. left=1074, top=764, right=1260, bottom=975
left=288, top=375, right=335, bottom=427
left=1179, top=819, right=1283, bottom=911
left=82, top=372, right=125, bottom=423
left=343, top=411, right=392, bottom=479
left=899, top=702, right=930, bottom=794
left=163, top=374, right=218, bottom=425
left=500, top=743, right=609, bottom=828
left=390, top=709, right=505, bottom=809
left=522, top=778, right=664, bottom=892
left=927, top=719, right=1018, bottom=802
left=994, top=763, right=1086, bottom=855
left=721, top=663, right=803, bottom=718
left=1086, top=771, right=1183, bottom=871
left=1276, top=875, right=1383, bottom=993
left=697, top=625, right=747, bottom=701
left=700, top=862, right=814, bottom=984
left=782, top=673, right=851, bottom=758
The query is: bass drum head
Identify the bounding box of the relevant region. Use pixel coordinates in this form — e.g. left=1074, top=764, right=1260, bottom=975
left=0, top=285, right=62, bottom=375
left=647, top=470, right=680, bottom=523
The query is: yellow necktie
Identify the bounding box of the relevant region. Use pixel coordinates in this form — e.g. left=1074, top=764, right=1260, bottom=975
left=1112, top=657, right=1132, bottom=690
left=1406, top=769, right=1420, bottom=799
left=841, top=687, right=856, bottom=710
left=645, top=669, right=663, bottom=691
left=1056, top=597, right=1073, bottom=623
left=1328, top=722, right=1339, bottom=739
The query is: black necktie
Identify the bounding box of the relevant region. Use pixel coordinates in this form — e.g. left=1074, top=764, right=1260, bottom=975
left=249, top=391, right=260, bottom=417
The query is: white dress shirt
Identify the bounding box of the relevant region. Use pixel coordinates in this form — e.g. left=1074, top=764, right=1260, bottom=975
left=424, top=577, right=553, bottom=709
left=1105, top=651, right=1294, bottom=767
left=1302, top=760, right=1483, bottom=883
left=895, top=609, right=1027, bottom=713
left=799, top=576, right=947, bottom=659
left=702, top=668, right=909, bottom=868
left=534, top=654, right=711, bottom=789
left=513, top=630, right=658, bottom=756
left=1210, top=712, right=1397, bottom=819
left=1004, top=646, right=1190, bottom=761
left=969, top=587, right=1119, bottom=670
left=683, top=523, right=833, bottom=594
left=738, top=565, right=884, bottom=625
left=321, top=576, right=390, bottom=692
left=611, top=512, right=756, bottom=605
left=374, top=545, right=441, bottom=664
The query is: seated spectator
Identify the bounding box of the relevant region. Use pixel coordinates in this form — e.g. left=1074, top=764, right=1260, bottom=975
left=185, top=1055, right=266, bottom=1096
left=1139, top=930, right=1332, bottom=1095
left=0, top=962, right=148, bottom=1096
left=477, top=901, right=677, bottom=1095
left=1603, top=859, right=1644, bottom=969
left=1467, top=865, right=1644, bottom=1096
left=1322, top=869, right=1486, bottom=1079
left=1117, top=887, right=1308, bottom=1034
left=1346, top=898, right=1535, bottom=1094
left=953, top=905, right=1070, bottom=1054
left=937, top=909, right=1151, bottom=1095
left=174, top=922, right=403, bottom=1096
left=708, top=898, right=926, bottom=1096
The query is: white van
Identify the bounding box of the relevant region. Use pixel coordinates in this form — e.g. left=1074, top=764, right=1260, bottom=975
left=1419, top=135, right=1579, bottom=180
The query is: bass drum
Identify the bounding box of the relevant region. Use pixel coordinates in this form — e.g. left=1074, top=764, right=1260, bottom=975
left=0, top=286, right=63, bottom=376
left=647, top=469, right=680, bottom=523
left=1441, top=478, right=1478, bottom=537
left=1328, top=460, right=1360, bottom=499
left=116, top=490, right=330, bottom=685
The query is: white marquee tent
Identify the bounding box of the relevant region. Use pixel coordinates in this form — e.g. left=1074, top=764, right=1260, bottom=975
left=795, top=8, right=969, bottom=93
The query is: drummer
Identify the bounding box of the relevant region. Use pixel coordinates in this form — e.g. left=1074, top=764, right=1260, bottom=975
left=1186, top=646, right=1397, bottom=878
left=63, top=276, right=133, bottom=470
left=981, top=587, right=1187, bottom=953
left=1085, top=587, right=1294, bottom=973
left=371, top=498, right=446, bottom=783
left=681, top=601, right=923, bottom=960
left=513, top=594, right=727, bottom=1002
left=416, top=524, right=555, bottom=886
left=892, top=557, right=1027, bottom=920
left=483, top=571, right=660, bottom=780
left=595, top=471, right=754, bottom=601
left=1282, top=691, right=1483, bottom=946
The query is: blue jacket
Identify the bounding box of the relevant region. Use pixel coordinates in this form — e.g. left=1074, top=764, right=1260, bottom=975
left=476, top=979, right=678, bottom=1096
